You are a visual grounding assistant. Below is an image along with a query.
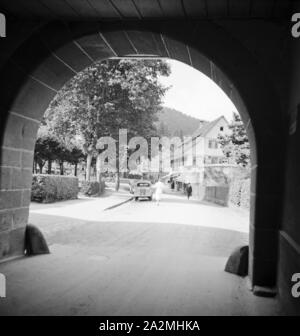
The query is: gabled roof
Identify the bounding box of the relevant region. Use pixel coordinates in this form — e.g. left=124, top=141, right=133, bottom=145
left=193, top=116, right=228, bottom=139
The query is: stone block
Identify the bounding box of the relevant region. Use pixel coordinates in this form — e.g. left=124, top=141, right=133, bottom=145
left=11, top=168, right=32, bottom=190
left=10, top=77, right=56, bottom=121
left=0, top=211, right=12, bottom=232
left=132, top=0, right=162, bottom=17
left=3, top=114, right=39, bottom=150
left=0, top=147, right=21, bottom=167
left=0, top=60, right=28, bottom=112
left=0, top=167, right=12, bottom=190
left=41, top=24, right=92, bottom=73
left=0, top=190, right=22, bottom=210
left=253, top=285, right=277, bottom=297
left=255, top=164, right=283, bottom=196
left=252, top=192, right=282, bottom=230
left=21, top=189, right=31, bottom=207
left=12, top=207, right=29, bottom=229
left=9, top=227, right=25, bottom=257
left=99, top=30, right=133, bottom=56
left=225, top=245, right=249, bottom=276
left=74, top=33, right=114, bottom=64
left=127, top=30, right=166, bottom=55
left=249, top=225, right=278, bottom=261
left=11, top=31, right=73, bottom=91
left=21, top=151, right=34, bottom=169
left=189, top=47, right=211, bottom=78
left=164, top=36, right=190, bottom=64
left=251, top=257, right=277, bottom=287
left=0, top=231, right=9, bottom=259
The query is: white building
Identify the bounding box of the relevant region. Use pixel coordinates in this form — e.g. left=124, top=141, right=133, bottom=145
left=171, top=116, right=232, bottom=199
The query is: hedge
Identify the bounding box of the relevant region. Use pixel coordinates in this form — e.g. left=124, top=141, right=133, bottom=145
left=80, top=180, right=106, bottom=196
left=31, top=174, right=79, bottom=203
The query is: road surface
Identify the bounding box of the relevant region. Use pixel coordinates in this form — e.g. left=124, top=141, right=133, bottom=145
left=0, top=192, right=279, bottom=315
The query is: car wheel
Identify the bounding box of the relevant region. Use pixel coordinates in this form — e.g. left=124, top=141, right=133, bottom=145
left=148, top=197, right=152, bottom=201
left=135, top=197, right=138, bottom=201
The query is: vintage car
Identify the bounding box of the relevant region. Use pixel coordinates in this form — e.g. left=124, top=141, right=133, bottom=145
left=133, top=180, right=153, bottom=201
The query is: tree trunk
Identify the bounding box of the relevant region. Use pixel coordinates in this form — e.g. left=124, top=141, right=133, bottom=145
left=38, top=162, right=43, bottom=174
left=97, top=172, right=104, bottom=195
left=115, top=156, right=120, bottom=191
left=96, top=154, right=104, bottom=195
left=74, top=163, right=78, bottom=177
left=47, top=160, right=52, bottom=174
left=59, top=161, right=64, bottom=175
left=96, top=154, right=101, bottom=183
left=86, top=153, right=92, bottom=182
left=115, top=172, right=120, bottom=191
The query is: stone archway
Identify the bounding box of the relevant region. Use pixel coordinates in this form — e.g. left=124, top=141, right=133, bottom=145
left=0, top=20, right=285, bottom=290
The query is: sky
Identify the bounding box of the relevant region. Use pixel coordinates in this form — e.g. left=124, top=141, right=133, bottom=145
left=159, top=59, right=238, bottom=122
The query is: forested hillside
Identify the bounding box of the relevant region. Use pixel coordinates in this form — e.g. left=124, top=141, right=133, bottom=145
left=156, top=106, right=204, bottom=137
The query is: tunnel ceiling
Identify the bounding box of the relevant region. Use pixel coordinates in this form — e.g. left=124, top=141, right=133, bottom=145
left=0, top=0, right=294, bottom=20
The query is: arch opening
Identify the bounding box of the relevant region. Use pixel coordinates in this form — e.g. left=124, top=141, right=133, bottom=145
left=0, top=21, right=285, bottom=298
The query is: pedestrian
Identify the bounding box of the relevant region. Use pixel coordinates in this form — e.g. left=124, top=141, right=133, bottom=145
left=154, top=179, right=164, bottom=206
left=186, top=182, right=192, bottom=200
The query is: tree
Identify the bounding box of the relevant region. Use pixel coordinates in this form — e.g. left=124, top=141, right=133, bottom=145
left=45, top=59, right=170, bottom=188
left=218, top=112, right=250, bottom=167
left=34, top=138, right=47, bottom=173
left=67, top=144, right=85, bottom=177
left=34, top=123, right=84, bottom=176
left=34, top=126, right=61, bottom=174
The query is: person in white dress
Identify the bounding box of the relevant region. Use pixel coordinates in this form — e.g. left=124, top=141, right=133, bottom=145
left=153, top=179, right=164, bottom=205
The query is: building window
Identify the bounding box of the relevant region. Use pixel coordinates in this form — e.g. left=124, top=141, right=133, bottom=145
left=220, top=126, right=224, bottom=131
left=208, top=140, right=218, bottom=149
left=205, top=156, right=212, bottom=163
left=193, top=156, right=197, bottom=166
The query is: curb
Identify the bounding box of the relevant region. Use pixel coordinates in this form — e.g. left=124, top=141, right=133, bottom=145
left=104, top=196, right=134, bottom=211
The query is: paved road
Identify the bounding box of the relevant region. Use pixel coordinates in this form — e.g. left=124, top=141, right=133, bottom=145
left=0, top=192, right=279, bottom=315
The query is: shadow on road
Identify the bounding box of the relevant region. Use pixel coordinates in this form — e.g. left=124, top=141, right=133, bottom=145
left=28, top=212, right=248, bottom=258
left=0, top=208, right=264, bottom=317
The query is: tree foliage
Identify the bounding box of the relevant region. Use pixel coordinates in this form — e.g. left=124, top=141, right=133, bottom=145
left=34, top=125, right=84, bottom=175
left=218, top=112, right=250, bottom=167
left=42, top=59, right=170, bottom=181
left=34, top=126, right=60, bottom=173
left=46, top=59, right=169, bottom=143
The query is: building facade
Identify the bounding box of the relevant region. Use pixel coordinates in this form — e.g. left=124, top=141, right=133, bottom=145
left=171, top=116, right=232, bottom=202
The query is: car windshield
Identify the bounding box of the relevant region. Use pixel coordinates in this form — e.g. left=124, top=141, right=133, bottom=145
left=137, top=183, right=150, bottom=187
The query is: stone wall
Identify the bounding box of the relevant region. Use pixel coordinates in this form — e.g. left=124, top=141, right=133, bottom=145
left=229, top=178, right=250, bottom=209
left=204, top=186, right=230, bottom=206
left=279, top=23, right=300, bottom=314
